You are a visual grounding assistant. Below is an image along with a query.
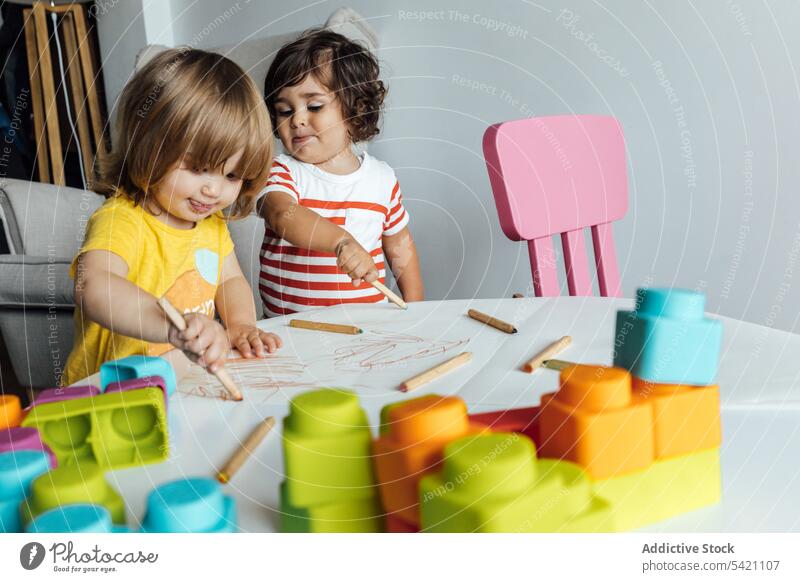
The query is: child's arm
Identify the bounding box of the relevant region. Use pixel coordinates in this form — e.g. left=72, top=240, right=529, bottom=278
left=74, top=250, right=230, bottom=371
left=260, top=191, right=379, bottom=286
left=215, top=251, right=282, bottom=358
left=383, top=226, right=424, bottom=302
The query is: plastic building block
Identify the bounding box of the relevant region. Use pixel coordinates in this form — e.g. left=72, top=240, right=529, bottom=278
left=592, top=448, right=721, bottom=531
left=100, top=355, right=176, bottom=396
left=22, top=387, right=168, bottom=470
left=27, top=504, right=128, bottom=533
left=469, top=406, right=540, bottom=443
left=0, top=450, right=51, bottom=532
left=279, top=480, right=382, bottom=533
left=538, top=364, right=655, bottom=479
left=419, top=433, right=613, bottom=532
left=0, top=427, right=57, bottom=468
left=20, top=461, right=125, bottom=526
left=0, top=395, right=22, bottom=429
left=613, top=288, right=723, bottom=385
left=373, top=395, right=486, bottom=526
left=140, top=477, right=236, bottom=533
left=32, top=385, right=100, bottom=407
left=632, top=377, right=721, bottom=459
left=282, top=389, right=377, bottom=508
left=105, top=376, right=168, bottom=409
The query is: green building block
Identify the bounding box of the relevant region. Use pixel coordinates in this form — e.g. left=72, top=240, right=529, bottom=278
left=590, top=447, right=721, bottom=531
left=279, top=481, right=383, bottom=533
left=20, top=462, right=126, bottom=526
left=282, top=389, right=377, bottom=508
left=22, top=388, right=168, bottom=470
left=419, top=433, right=613, bottom=532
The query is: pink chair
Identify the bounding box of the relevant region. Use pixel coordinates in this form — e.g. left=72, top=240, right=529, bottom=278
left=483, top=115, right=627, bottom=297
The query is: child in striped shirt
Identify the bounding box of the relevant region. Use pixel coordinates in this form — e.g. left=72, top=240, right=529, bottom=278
left=257, top=29, right=424, bottom=316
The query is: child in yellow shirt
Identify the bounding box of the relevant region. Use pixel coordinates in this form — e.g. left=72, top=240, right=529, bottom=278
left=63, top=48, right=282, bottom=385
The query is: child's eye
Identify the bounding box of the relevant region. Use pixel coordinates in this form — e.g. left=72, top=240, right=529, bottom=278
left=276, top=109, right=292, bottom=117
left=308, top=104, right=323, bottom=112
left=226, top=173, right=241, bottom=181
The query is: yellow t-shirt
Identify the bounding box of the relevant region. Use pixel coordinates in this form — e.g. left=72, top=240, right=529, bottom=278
left=63, top=196, right=234, bottom=385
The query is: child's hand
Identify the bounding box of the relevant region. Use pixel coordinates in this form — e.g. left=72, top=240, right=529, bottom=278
left=227, top=324, right=282, bottom=358
left=167, top=313, right=230, bottom=372
left=335, top=237, right=379, bottom=287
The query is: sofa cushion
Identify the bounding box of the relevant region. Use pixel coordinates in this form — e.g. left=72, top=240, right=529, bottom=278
left=0, top=179, right=104, bottom=257
left=0, top=255, right=73, bottom=308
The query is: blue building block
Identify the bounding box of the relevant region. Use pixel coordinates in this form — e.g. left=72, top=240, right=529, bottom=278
left=613, top=288, right=723, bottom=385
left=0, top=450, right=51, bottom=532
left=100, top=356, right=176, bottom=396
left=27, top=504, right=128, bottom=533
left=140, top=477, right=237, bottom=533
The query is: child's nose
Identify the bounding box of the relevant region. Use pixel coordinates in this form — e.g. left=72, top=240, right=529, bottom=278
left=202, top=176, right=222, bottom=197
left=291, top=109, right=308, bottom=127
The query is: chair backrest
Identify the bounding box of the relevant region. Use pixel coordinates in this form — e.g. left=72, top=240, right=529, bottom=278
left=483, top=115, right=627, bottom=297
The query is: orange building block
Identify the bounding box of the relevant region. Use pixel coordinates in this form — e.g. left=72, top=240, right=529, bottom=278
left=373, top=395, right=487, bottom=526
left=468, top=406, right=540, bottom=443
left=0, top=395, right=23, bottom=429
left=538, top=365, right=655, bottom=479
left=632, top=377, right=721, bottom=459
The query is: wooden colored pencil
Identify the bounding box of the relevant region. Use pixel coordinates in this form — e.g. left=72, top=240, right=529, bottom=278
left=522, top=336, right=573, bottom=373
left=467, top=309, right=518, bottom=334
left=216, top=416, right=275, bottom=484
left=399, top=351, right=472, bottom=392
left=370, top=280, right=408, bottom=309
left=157, top=296, right=244, bottom=402
left=540, top=358, right=575, bottom=372
left=289, top=319, right=363, bottom=335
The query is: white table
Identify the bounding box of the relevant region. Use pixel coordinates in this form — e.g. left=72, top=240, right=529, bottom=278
left=96, top=297, right=800, bottom=532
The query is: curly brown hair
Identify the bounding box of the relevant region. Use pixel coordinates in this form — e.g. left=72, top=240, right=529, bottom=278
left=264, top=29, right=386, bottom=143
left=96, top=48, right=273, bottom=219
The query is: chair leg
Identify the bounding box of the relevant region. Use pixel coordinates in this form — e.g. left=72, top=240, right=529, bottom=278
left=591, top=222, right=622, bottom=297
left=528, top=237, right=559, bottom=296
left=561, top=229, right=593, bottom=296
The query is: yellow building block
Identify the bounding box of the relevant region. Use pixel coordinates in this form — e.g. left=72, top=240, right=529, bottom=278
left=587, top=447, right=721, bottom=531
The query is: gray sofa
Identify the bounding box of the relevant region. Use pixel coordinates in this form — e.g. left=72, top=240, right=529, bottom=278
left=0, top=8, right=377, bottom=388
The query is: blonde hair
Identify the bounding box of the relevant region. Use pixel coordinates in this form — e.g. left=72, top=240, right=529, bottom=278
left=96, top=48, right=273, bottom=219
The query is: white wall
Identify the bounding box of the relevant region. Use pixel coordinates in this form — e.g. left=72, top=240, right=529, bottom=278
left=97, top=0, right=800, bottom=333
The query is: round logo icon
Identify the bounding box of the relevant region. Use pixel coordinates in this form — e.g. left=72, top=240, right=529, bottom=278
left=20, top=542, right=46, bottom=570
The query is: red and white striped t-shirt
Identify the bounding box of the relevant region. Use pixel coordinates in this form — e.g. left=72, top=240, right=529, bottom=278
left=259, top=153, right=410, bottom=317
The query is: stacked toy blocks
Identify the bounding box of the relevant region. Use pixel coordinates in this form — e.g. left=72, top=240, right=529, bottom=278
left=280, top=389, right=383, bottom=532
left=535, top=287, right=723, bottom=530
left=372, top=395, right=488, bottom=531
left=419, top=433, right=613, bottom=532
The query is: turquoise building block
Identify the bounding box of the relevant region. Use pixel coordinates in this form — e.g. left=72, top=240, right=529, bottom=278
left=0, top=450, right=51, bottom=532
left=100, top=356, right=176, bottom=396
left=613, top=288, right=723, bottom=385
left=27, top=504, right=128, bottom=533
left=140, top=477, right=236, bottom=533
